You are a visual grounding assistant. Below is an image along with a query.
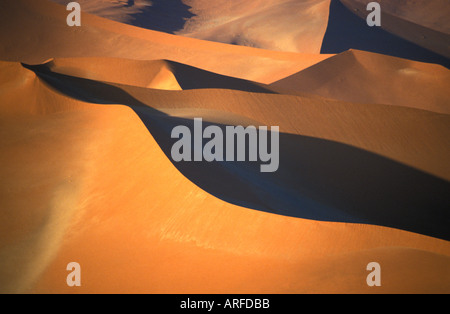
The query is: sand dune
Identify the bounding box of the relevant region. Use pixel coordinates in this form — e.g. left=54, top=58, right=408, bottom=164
left=19, top=60, right=450, bottom=239
left=23, top=59, right=450, bottom=181
left=178, top=0, right=331, bottom=53
left=35, top=58, right=277, bottom=93
left=321, top=0, right=449, bottom=68
left=340, top=0, right=450, bottom=59
left=50, top=0, right=450, bottom=61
left=271, top=49, right=450, bottom=114
left=0, top=0, right=449, bottom=294
left=50, top=0, right=331, bottom=53
left=2, top=62, right=448, bottom=293
left=0, top=0, right=331, bottom=84
left=50, top=0, right=194, bottom=33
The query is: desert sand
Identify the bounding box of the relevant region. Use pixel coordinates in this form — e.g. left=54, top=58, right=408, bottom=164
left=340, top=0, right=450, bottom=58
left=0, top=0, right=449, bottom=294
left=50, top=0, right=332, bottom=53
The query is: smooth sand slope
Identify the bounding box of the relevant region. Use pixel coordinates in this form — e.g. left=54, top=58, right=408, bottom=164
left=0, top=0, right=331, bottom=84
left=271, top=49, right=450, bottom=114
left=1, top=61, right=450, bottom=293
left=23, top=60, right=450, bottom=239
left=178, top=0, right=331, bottom=53
left=50, top=0, right=332, bottom=54
left=0, top=0, right=449, bottom=294
left=340, top=0, right=450, bottom=59
left=50, top=0, right=450, bottom=60
left=35, top=58, right=277, bottom=93
left=321, top=0, right=449, bottom=68
left=25, top=59, right=450, bottom=182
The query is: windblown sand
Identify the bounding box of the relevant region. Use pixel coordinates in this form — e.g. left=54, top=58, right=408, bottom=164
left=1, top=0, right=449, bottom=293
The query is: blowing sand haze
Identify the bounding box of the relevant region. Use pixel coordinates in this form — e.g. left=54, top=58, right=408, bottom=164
left=0, top=0, right=449, bottom=296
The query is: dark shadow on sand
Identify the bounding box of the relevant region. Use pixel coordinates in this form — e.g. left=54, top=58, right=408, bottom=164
left=25, top=63, right=450, bottom=241
left=139, top=115, right=450, bottom=241
left=125, top=0, right=195, bottom=33
left=165, top=60, right=275, bottom=93
left=321, top=0, right=450, bottom=68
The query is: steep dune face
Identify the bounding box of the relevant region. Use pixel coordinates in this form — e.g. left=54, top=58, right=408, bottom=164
left=22, top=60, right=450, bottom=241
left=4, top=0, right=330, bottom=83
left=271, top=49, right=450, bottom=114
left=179, top=0, right=331, bottom=53
left=2, top=62, right=448, bottom=293
left=340, top=0, right=450, bottom=59
left=26, top=59, right=450, bottom=182
left=43, top=58, right=182, bottom=90
left=49, top=0, right=450, bottom=58
left=50, top=0, right=193, bottom=33
left=37, top=58, right=275, bottom=93
left=49, top=0, right=331, bottom=53
left=319, top=0, right=449, bottom=67
left=1, top=0, right=449, bottom=294
left=344, top=0, right=450, bottom=34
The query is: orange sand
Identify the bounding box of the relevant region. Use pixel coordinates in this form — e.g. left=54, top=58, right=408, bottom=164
left=0, top=0, right=449, bottom=294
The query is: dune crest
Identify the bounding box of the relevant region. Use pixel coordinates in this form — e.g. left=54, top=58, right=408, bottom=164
left=271, top=49, right=450, bottom=114
left=50, top=0, right=332, bottom=53
left=3, top=68, right=444, bottom=293
left=2, top=0, right=331, bottom=83
left=0, top=0, right=449, bottom=294
left=340, top=0, right=450, bottom=59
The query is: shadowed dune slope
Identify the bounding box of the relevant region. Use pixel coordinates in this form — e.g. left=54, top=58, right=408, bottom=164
left=0, top=0, right=331, bottom=84
left=48, top=0, right=450, bottom=60
left=1, top=0, right=450, bottom=295
left=50, top=0, right=194, bottom=33
left=27, top=59, right=450, bottom=180
left=21, top=61, right=450, bottom=240
left=50, top=0, right=332, bottom=54
left=340, top=0, right=450, bottom=59
left=321, top=0, right=450, bottom=68
left=271, top=49, right=450, bottom=114
left=23, top=60, right=450, bottom=181
left=36, top=58, right=276, bottom=93
left=1, top=62, right=449, bottom=293
left=178, top=0, right=331, bottom=53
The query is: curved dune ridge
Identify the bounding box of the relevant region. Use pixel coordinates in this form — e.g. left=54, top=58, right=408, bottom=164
left=49, top=0, right=332, bottom=53
left=0, top=0, right=332, bottom=83
left=0, top=0, right=449, bottom=294
left=320, top=0, right=450, bottom=68
left=178, top=0, right=331, bottom=53
left=36, top=58, right=276, bottom=93
left=271, top=49, right=450, bottom=114
left=20, top=60, right=450, bottom=238
left=2, top=61, right=450, bottom=293
left=47, top=0, right=450, bottom=67
left=340, top=0, right=450, bottom=58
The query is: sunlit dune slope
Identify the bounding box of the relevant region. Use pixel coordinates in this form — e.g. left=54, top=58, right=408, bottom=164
left=178, top=0, right=331, bottom=53
left=21, top=60, right=450, bottom=240
left=0, top=0, right=331, bottom=84
left=1, top=61, right=449, bottom=293
left=1, top=0, right=449, bottom=295
left=49, top=0, right=332, bottom=54
left=23, top=59, right=450, bottom=181
left=271, top=49, right=450, bottom=114
left=35, top=58, right=276, bottom=93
